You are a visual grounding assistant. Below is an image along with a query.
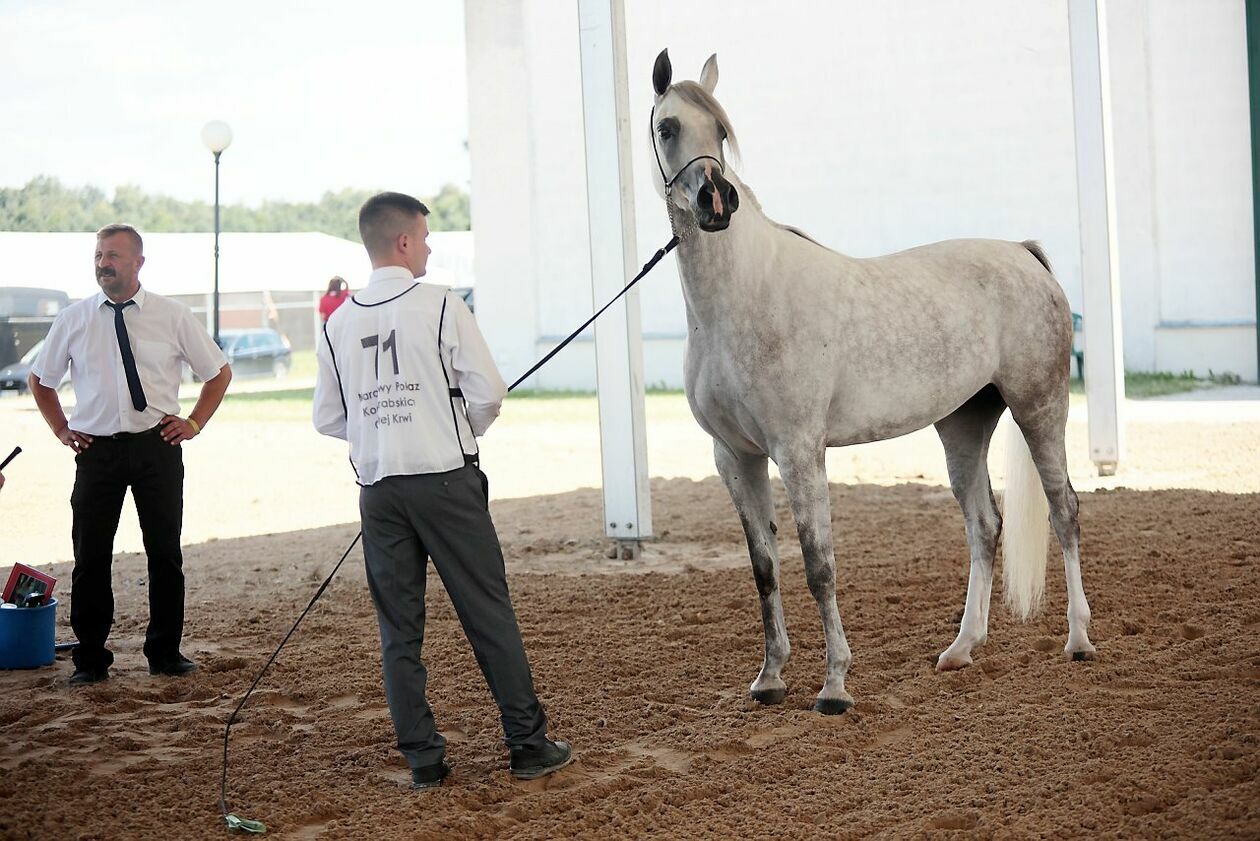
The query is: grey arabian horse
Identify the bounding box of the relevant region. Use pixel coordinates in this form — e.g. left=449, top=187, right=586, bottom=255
left=649, top=50, right=1095, bottom=714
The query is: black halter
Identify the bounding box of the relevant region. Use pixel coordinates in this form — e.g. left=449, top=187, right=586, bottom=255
left=649, top=103, right=725, bottom=199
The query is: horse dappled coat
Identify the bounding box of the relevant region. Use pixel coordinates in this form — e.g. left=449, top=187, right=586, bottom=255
left=648, top=49, right=1095, bottom=714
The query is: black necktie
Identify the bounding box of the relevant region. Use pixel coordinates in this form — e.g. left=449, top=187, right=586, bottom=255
left=105, top=301, right=147, bottom=412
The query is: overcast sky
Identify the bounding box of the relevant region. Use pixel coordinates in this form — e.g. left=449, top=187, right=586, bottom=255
left=1, top=0, right=469, bottom=205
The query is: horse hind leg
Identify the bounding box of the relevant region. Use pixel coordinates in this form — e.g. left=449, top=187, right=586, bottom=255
left=775, top=445, right=853, bottom=715
left=997, top=380, right=1098, bottom=655
left=1012, top=410, right=1096, bottom=660
left=714, top=441, right=791, bottom=705
left=934, top=386, right=1007, bottom=671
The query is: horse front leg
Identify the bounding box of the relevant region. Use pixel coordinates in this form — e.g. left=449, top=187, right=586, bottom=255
left=777, top=446, right=854, bottom=714
left=714, top=441, right=791, bottom=704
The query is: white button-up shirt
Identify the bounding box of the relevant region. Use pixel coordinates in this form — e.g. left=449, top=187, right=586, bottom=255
left=313, top=266, right=507, bottom=484
left=31, top=287, right=227, bottom=435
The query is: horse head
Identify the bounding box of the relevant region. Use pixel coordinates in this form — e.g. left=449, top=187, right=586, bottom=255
left=650, top=49, right=740, bottom=233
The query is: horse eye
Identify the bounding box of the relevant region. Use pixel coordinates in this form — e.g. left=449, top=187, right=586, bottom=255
left=657, top=126, right=673, bottom=141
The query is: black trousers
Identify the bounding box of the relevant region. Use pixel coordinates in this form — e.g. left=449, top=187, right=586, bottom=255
left=70, top=429, right=185, bottom=671
left=359, top=463, right=548, bottom=770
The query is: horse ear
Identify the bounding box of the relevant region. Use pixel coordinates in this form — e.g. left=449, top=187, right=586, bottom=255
left=653, top=49, right=672, bottom=96
left=699, top=53, right=719, bottom=93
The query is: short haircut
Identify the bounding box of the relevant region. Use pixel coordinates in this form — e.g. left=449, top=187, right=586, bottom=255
left=96, top=223, right=144, bottom=254
left=358, top=192, right=430, bottom=257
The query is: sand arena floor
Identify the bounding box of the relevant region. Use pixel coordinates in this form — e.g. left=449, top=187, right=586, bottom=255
left=0, top=389, right=1258, bottom=838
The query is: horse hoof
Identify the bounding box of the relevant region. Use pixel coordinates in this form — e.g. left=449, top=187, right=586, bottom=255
left=1069, top=649, right=1097, bottom=662
left=935, top=652, right=972, bottom=672
left=813, top=696, right=853, bottom=716
left=750, top=687, right=786, bottom=705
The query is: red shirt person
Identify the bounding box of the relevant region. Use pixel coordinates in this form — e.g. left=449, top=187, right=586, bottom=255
left=319, top=276, right=350, bottom=322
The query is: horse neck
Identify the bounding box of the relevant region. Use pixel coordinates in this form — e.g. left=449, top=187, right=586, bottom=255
left=672, top=173, right=779, bottom=325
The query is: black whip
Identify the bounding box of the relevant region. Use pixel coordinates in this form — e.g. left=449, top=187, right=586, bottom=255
left=0, top=446, right=21, bottom=471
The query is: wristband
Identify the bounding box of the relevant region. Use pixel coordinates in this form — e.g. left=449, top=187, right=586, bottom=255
left=187, top=417, right=201, bottom=435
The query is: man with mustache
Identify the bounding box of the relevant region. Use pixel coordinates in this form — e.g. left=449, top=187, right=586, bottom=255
left=28, top=224, right=233, bottom=686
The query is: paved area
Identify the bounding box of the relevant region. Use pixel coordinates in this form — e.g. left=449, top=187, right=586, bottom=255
left=1154, top=383, right=1260, bottom=401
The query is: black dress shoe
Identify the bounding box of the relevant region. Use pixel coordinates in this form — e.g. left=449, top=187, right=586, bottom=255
left=68, top=667, right=109, bottom=686
left=148, top=654, right=198, bottom=676
left=509, top=739, right=573, bottom=780
left=410, top=759, right=451, bottom=791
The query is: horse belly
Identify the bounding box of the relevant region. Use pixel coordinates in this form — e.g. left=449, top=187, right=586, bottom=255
left=825, top=334, right=998, bottom=446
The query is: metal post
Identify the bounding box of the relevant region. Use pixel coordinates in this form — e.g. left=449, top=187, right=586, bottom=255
left=1068, top=0, right=1125, bottom=476
left=213, top=150, right=222, bottom=345
left=577, top=0, right=652, bottom=558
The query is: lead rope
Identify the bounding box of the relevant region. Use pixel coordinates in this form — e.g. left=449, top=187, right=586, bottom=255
left=508, top=235, right=679, bottom=391
left=220, top=229, right=683, bottom=834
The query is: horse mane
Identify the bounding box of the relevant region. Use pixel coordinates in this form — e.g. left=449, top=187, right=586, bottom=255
left=735, top=179, right=838, bottom=254
left=665, top=89, right=835, bottom=255
left=671, top=81, right=742, bottom=168
left=1021, top=240, right=1053, bottom=275
left=780, top=225, right=831, bottom=249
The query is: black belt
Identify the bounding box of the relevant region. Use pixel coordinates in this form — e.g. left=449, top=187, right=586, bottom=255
left=103, top=425, right=162, bottom=440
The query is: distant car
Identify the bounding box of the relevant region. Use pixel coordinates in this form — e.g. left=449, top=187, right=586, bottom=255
left=0, top=339, right=70, bottom=394
left=213, top=328, right=292, bottom=380
left=0, top=286, right=71, bottom=369
left=6, top=329, right=294, bottom=391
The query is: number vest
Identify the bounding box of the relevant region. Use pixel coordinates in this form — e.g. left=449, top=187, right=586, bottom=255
left=321, top=282, right=477, bottom=484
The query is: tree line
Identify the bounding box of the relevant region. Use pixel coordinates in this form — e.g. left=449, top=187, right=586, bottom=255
left=0, top=177, right=471, bottom=240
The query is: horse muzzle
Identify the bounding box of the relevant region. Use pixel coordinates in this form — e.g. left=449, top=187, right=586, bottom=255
left=694, top=174, right=739, bottom=232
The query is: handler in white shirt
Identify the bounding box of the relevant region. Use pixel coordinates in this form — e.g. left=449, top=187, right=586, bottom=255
left=29, top=223, right=232, bottom=686
left=313, top=192, right=571, bottom=790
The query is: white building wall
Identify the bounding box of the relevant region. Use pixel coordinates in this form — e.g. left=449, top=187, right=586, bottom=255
left=466, top=0, right=1257, bottom=389
left=1145, top=0, right=1255, bottom=378
left=1108, top=0, right=1162, bottom=373
left=464, top=1, right=543, bottom=386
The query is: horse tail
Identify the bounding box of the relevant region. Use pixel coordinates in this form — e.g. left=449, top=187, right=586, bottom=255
left=1001, top=416, right=1049, bottom=620
left=1021, top=239, right=1053, bottom=275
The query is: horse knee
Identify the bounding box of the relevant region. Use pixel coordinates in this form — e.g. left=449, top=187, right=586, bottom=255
left=946, top=474, right=967, bottom=502
left=750, top=554, right=778, bottom=599
left=803, top=554, right=836, bottom=602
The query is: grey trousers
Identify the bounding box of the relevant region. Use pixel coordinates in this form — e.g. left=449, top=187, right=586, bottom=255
left=359, top=463, right=548, bottom=770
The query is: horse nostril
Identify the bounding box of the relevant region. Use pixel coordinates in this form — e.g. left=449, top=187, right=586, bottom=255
left=696, top=184, right=716, bottom=214
left=726, top=185, right=739, bottom=213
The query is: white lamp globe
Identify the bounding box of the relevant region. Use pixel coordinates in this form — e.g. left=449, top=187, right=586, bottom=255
left=201, top=120, right=233, bottom=154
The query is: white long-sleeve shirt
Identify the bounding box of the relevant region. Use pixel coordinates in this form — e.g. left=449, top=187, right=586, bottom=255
left=313, top=266, right=506, bottom=485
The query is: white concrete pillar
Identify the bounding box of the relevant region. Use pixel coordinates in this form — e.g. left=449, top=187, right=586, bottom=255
left=464, top=0, right=540, bottom=383
left=1106, top=0, right=1160, bottom=373
left=577, top=0, right=653, bottom=551
left=1069, top=0, right=1126, bottom=476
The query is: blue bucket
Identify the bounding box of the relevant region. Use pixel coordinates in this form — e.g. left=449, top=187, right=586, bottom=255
left=0, top=597, right=58, bottom=669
